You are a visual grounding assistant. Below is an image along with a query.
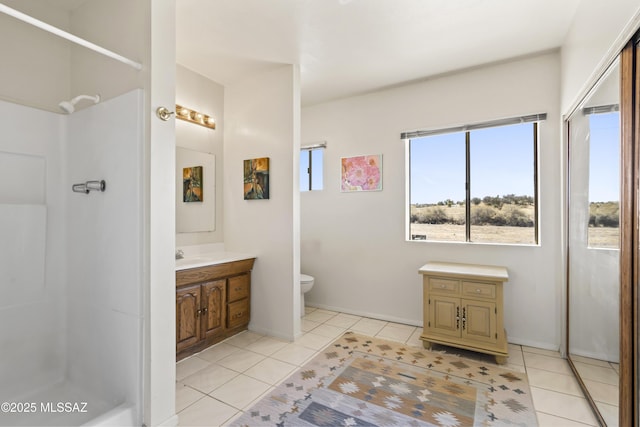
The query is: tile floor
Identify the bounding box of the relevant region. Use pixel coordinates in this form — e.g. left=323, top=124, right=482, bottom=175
left=176, top=307, right=610, bottom=426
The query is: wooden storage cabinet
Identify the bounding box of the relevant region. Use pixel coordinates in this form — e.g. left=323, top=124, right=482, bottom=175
left=419, top=261, right=509, bottom=364
left=176, top=258, right=255, bottom=360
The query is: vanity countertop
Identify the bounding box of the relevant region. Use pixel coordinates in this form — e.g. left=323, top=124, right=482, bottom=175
left=175, top=252, right=256, bottom=271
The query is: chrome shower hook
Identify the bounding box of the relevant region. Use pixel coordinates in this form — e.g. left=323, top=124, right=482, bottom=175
left=72, top=180, right=106, bottom=194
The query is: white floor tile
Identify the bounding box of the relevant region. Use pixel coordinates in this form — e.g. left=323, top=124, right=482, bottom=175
left=583, top=379, right=619, bottom=406
left=182, top=363, right=239, bottom=394
left=530, top=387, right=599, bottom=426
left=405, top=329, right=423, bottom=348
left=324, top=313, right=361, bottom=328
left=536, top=412, right=595, bottom=426
left=301, top=318, right=321, bottom=332
left=375, top=323, right=416, bottom=342
left=223, top=330, right=264, bottom=348
left=573, top=361, right=619, bottom=386
left=244, top=358, right=297, bottom=385
left=209, top=375, right=271, bottom=410
left=177, top=395, right=238, bottom=427
left=595, top=401, right=619, bottom=427
left=176, top=356, right=210, bottom=381
left=244, top=336, right=289, bottom=356
left=303, top=310, right=336, bottom=323
left=217, top=348, right=266, bottom=373
left=522, top=345, right=562, bottom=358
left=271, top=343, right=317, bottom=366
left=523, top=352, right=573, bottom=375
left=309, top=323, right=347, bottom=339
left=196, top=342, right=240, bottom=363
left=526, top=367, right=584, bottom=397
left=175, top=383, right=206, bottom=413
left=570, top=354, right=615, bottom=368
left=294, top=332, right=335, bottom=350
left=349, top=318, right=387, bottom=335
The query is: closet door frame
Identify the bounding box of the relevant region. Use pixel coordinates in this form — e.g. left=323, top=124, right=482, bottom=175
left=619, top=35, right=639, bottom=427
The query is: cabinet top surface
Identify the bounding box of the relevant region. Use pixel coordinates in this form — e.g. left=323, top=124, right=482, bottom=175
left=176, top=252, right=256, bottom=271
left=419, top=261, right=508, bottom=281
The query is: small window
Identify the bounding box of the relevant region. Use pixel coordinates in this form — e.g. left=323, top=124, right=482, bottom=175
left=300, top=146, right=324, bottom=191
left=405, top=116, right=542, bottom=245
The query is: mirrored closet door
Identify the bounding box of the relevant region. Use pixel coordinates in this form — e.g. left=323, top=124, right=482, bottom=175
left=566, top=58, right=621, bottom=426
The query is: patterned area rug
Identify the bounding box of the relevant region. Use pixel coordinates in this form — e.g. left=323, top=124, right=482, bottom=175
left=232, top=332, right=537, bottom=426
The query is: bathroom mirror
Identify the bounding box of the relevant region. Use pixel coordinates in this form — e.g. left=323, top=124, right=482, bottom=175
left=176, top=147, right=215, bottom=233
left=566, top=57, right=620, bottom=425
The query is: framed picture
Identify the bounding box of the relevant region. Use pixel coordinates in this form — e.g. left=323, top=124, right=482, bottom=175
left=244, top=157, right=270, bottom=199
left=341, top=154, right=382, bottom=192
left=183, top=166, right=203, bottom=202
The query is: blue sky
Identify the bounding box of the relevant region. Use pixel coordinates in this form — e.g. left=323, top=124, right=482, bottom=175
left=589, top=112, right=620, bottom=203
left=409, top=116, right=620, bottom=205
left=410, top=123, right=534, bottom=204
left=300, top=149, right=324, bottom=191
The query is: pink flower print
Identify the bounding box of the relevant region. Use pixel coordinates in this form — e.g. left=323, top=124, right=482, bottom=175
left=342, top=155, right=381, bottom=191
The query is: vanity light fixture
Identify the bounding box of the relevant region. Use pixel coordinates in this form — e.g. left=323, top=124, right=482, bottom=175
left=175, top=104, right=216, bottom=129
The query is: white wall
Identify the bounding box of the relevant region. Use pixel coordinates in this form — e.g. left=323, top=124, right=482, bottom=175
left=224, top=65, right=301, bottom=341
left=302, top=52, right=562, bottom=350
left=176, top=65, right=224, bottom=246
left=561, top=0, right=640, bottom=113
left=69, top=0, right=145, bottom=108
left=0, top=100, right=65, bottom=401
left=0, top=0, right=70, bottom=111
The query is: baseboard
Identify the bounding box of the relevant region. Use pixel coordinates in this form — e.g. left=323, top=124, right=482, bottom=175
left=248, top=324, right=296, bottom=342
left=305, top=301, right=423, bottom=328
left=506, top=336, right=560, bottom=352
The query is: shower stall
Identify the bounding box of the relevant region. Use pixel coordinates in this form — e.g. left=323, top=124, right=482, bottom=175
left=0, top=2, right=147, bottom=426
left=0, top=91, right=144, bottom=427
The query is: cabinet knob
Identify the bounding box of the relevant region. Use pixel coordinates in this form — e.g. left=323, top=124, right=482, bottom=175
left=235, top=287, right=241, bottom=292
left=476, top=288, right=481, bottom=293
left=440, top=284, right=446, bottom=288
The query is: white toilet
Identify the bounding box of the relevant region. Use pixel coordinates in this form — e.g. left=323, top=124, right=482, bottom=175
left=300, top=274, right=315, bottom=317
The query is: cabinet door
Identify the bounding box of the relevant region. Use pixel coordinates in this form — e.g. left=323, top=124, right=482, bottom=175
left=428, top=296, right=460, bottom=338
left=462, top=299, right=497, bottom=344
left=201, top=280, right=225, bottom=339
left=176, top=285, right=201, bottom=352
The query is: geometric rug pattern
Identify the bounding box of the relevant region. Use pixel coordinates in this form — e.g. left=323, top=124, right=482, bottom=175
left=231, top=332, right=538, bottom=426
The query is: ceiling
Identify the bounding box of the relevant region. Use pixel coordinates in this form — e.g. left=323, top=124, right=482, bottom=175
left=178, top=0, right=581, bottom=106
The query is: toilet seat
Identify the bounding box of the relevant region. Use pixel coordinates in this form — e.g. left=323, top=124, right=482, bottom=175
left=301, top=274, right=314, bottom=283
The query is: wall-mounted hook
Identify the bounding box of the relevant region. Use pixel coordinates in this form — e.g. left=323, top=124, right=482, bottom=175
left=72, top=180, right=106, bottom=194
left=156, top=107, right=174, bottom=121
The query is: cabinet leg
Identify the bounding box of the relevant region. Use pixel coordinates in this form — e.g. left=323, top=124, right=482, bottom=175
left=422, top=340, right=432, bottom=350
left=495, top=355, right=508, bottom=365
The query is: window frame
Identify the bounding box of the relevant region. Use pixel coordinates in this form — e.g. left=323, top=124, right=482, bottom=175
left=300, top=143, right=325, bottom=192
left=405, top=117, right=542, bottom=245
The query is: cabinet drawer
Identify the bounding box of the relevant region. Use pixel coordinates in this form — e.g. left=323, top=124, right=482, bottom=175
left=428, top=277, right=460, bottom=295
left=227, top=299, right=250, bottom=329
left=462, top=281, right=496, bottom=299
left=228, top=274, right=249, bottom=302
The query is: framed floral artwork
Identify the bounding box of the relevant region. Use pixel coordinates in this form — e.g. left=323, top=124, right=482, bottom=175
left=341, top=154, right=382, bottom=192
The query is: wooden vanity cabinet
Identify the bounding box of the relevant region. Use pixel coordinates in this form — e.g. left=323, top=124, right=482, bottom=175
left=176, top=258, right=255, bottom=360
left=419, top=261, right=509, bottom=364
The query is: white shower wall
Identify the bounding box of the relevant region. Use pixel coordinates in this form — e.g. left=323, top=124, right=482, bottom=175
left=65, top=90, right=144, bottom=415
left=0, top=89, right=144, bottom=424
left=0, top=99, right=66, bottom=401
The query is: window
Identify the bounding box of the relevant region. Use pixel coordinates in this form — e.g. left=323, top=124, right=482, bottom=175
left=586, top=108, right=620, bottom=249
left=405, top=115, right=543, bottom=244
left=300, top=145, right=324, bottom=191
